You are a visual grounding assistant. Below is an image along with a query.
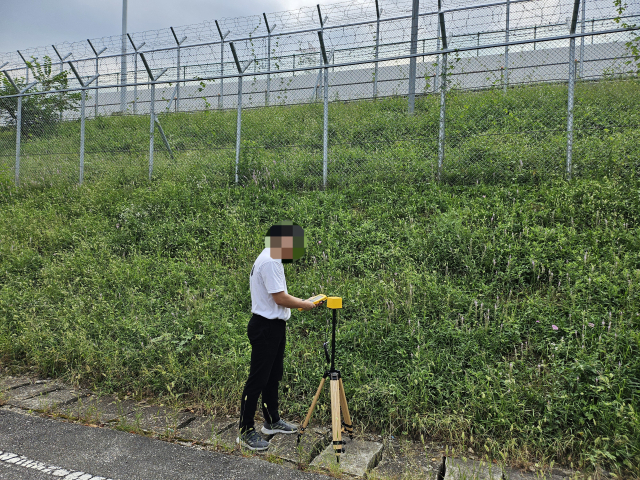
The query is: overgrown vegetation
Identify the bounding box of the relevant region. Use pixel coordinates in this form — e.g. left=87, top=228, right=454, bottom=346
left=0, top=78, right=638, bottom=187
left=0, top=56, right=80, bottom=140
left=0, top=176, right=639, bottom=476
left=0, top=78, right=639, bottom=477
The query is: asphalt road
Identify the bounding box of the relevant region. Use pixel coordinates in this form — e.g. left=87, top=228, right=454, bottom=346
left=0, top=409, right=331, bottom=480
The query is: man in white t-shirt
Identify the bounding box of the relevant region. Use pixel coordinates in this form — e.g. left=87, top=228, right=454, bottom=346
left=237, top=221, right=318, bottom=451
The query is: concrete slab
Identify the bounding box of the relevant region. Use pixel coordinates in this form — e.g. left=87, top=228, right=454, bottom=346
left=445, top=457, right=503, bottom=480
left=311, top=437, right=384, bottom=477
left=370, top=439, right=443, bottom=480
left=3, top=382, right=61, bottom=404
left=122, top=405, right=195, bottom=435
left=59, top=395, right=138, bottom=423
left=268, top=429, right=329, bottom=465
left=13, top=388, right=87, bottom=411
left=0, top=376, right=32, bottom=392
left=176, top=416, right=237, bottom=444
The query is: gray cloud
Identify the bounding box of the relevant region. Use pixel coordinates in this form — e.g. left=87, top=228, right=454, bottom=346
left=0, top=0, right=322, bottom=53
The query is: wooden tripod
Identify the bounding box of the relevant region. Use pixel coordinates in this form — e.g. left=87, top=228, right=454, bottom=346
left=297, top=302, right=353, bottom=463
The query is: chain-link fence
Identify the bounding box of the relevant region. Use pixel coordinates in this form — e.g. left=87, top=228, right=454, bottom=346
left=1, top=0, right=639, bottom=188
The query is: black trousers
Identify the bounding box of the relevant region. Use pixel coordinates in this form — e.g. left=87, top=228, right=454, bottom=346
left=239, top=314, right=286, bottom=432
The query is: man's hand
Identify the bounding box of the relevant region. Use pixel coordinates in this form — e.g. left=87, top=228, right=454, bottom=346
left=272, top=291, right=317, bottom=310
left=299, top=300, right=317, bottom=311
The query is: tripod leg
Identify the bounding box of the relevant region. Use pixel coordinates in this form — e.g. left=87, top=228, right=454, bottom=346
left=297, top=376, right=325, bottom=444
left=338, top=378, right=354, bottom=438
left=330, top=374, right=343, bottom=462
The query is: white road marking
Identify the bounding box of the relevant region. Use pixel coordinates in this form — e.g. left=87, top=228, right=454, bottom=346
left=0, top=450, right=115, bottom=480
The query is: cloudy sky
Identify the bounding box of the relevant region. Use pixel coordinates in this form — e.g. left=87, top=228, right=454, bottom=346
left=0, top=0, right=324, bottom=53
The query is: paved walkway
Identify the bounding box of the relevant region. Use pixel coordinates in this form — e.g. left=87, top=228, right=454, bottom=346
left=0, top=375, right=578, bottom=480
left=0, top=409, right=333, bottom=480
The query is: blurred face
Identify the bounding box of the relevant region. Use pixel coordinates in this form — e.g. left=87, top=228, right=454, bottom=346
left=265, top=222, right=306, bottom=263
left=269, top=235, right=294, bottom=260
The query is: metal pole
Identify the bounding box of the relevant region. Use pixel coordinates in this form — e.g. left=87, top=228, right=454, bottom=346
left=229, top=42, right=254, bottom=184
left=534, top=26, right=537, bottom=50
left=80, top=89, right=86, bottom=184
left=408, top=0, right=419, bottom=114
left=235, top=76, right=242, bottom=184
left=149, top=83, right=155, bottom=180
left=437, top=11, right=447, bottom=181
left=434, top=11, right=441, bottom=92
left=15, top=95, right=22, bottom=186
left=318, top=32, right=330, bottom=188
left=316, top=5, right=328, bottom=100
left=170, top=27, right=187, bottom=112
left=176, top=44, right=181, bottom=111
left=477, top=32, right=480, bottom=56
left=88, top=40, right=106, bottom=118
left=567, top=0, right=581, bottom=181
left=216, top=21, right=230, bottom=110
left=120, top=0, right=128, bottom=113
left=263, top=14, right=276, bottom=106
left=134, top=53, right=138, bottom=113
left=504, top=0, right=510, bottom=91
left=438, top=53, right=447, bottom=180
left=579, top=0, right=585, bottom=78
left=127, top=35, right=145, bottom=115
left=374, top=0, right=381, bottom=98
left=17, top=51, right=30, bottom=84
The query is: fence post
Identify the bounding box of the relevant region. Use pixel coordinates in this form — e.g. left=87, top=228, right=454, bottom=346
left=87, top=40, right=107, bottom=118
left=408, top=0, right=419, bottom=114
left=120, top=0, right=128, bottom=113
left=318, top=32, right=331, bottom=189
left=374, top=0, right=382, bottom=98
left=2, top=70, right=37, bottom=186
left=52, top=45, right=71, bottom=121
left=68, top=61, right=98, bottom=185
left=263, top=13, right=277, bottom=106
left=579, top=0, right=586, bottom=77
left=139, top=53, right=169, bottom=180
left=437, top=9, right=448, bottom=181
left=17, top=51, right=31, bottom=85
left=127, top=35, right=146, bottom=115
left=216, top=21, right=231, bottom=110
left=504, top=0, right=510, bottom=92
left=170, top=27, right=187, bottom=112
left=230, top=42, right=254, bottom=185
left=566, top=0, right=581, bottom=181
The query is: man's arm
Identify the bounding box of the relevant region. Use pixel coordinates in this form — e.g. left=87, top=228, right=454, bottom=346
left=272, top=291, right=316, bottom=311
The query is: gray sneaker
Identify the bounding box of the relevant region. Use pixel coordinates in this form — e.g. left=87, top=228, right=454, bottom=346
left=261, top=419, right=298, bottom=435
left=237, top=428, right=270, bottom=451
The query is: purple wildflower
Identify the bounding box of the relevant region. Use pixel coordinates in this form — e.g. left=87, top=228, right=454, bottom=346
left=552, top=325, right=559, bottom=331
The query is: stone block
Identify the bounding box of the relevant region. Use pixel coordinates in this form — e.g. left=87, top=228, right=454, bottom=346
left=311, top=436, right=384, bottom=477
left=268, top=429, right=329, bottom=465
left=0, top=376, right=32, bottom=392
left=3, top=382, right=61, bottom=404
left=60, top=395, right=138, bottom=424
left=14, top=388, right=87, bottom=411
left=445, top=457, right=503, bottom=480
left=176, top=416, right=237, bottom=444
left=122, top=405, right=195, bottom=435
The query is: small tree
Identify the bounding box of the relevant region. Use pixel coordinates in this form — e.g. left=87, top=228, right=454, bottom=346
left=614, top=0, right=640, bottom=76
left=0, top=56, right=81, bottom=139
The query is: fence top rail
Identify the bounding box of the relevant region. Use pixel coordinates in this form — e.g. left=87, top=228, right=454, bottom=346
left=1, top=0, right=635, bottom=71
left=0, top=25, right=636, bottom=101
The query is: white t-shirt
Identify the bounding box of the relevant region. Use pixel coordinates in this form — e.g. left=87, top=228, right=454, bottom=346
left=250, top=248, right=291, bottom=320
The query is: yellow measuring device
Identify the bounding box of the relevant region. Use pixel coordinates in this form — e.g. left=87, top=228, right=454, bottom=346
left=298, top=294, right=327, bottom=311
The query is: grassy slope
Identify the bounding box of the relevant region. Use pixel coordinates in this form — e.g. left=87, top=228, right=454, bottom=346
left=0, top=79, right=639, bottom=474
left=0, top=178, right=639, bottom=474
left=0, top=79, right=639, bottom=187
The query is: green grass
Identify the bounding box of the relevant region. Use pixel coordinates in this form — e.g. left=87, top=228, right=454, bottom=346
left=1, top=177, right=639, bottom=475
left=0, top=78, right=639, bottom=187
left=0, top=78, right=639, bottom=476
